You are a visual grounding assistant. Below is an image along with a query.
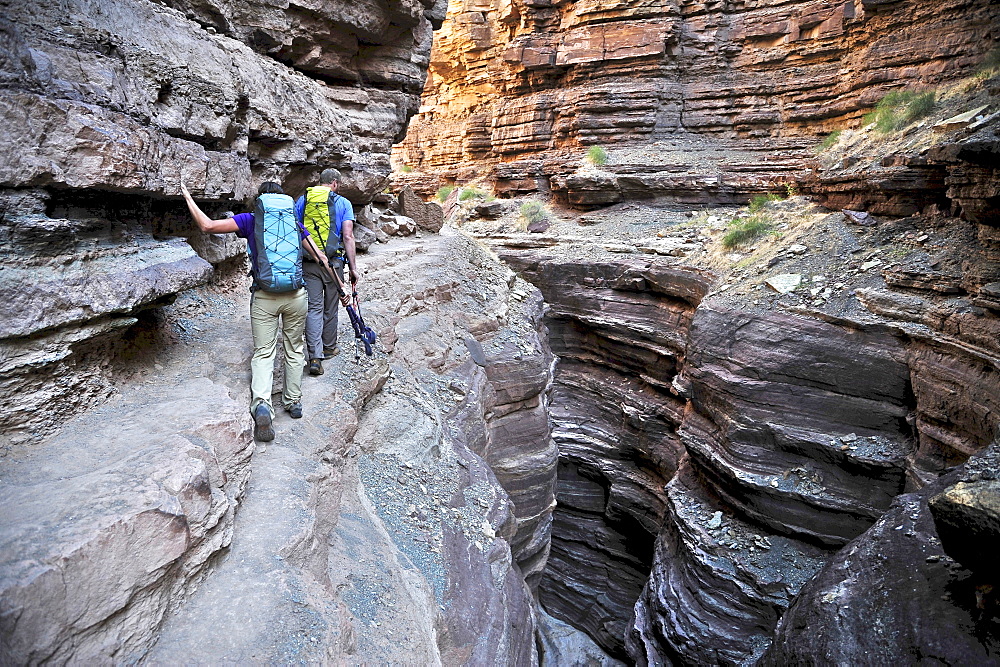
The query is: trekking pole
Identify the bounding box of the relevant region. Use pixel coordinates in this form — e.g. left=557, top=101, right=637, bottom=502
left=303, top=235, right=376, bottom=358
left=304, top=234, right=349, bottom=298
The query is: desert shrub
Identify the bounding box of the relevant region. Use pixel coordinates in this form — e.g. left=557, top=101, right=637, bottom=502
left=400, top=165, right=414, bottom=173
left=520, top=201, right=546, bottom=223
left=748, top=193, right=783, bottom=213
left=976, top=46, right=1000, bottom=79
left=518, top=201, right=548, bottom=231
left=785, top=182, right=799, bottom=198
left=436, top=185, right=455, bottom=202
left=722, top=215, right=774, bottom=249
left=863, top=90, right=936, bottom=133
left=459, top=187, right=488, bottom=201
left=586, top=145, right=608, bottom=166
left=817, top=130, right=842, bottom=152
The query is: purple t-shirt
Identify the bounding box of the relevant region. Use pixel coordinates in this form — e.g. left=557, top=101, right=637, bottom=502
left=233, top=212, right=310, bottom=269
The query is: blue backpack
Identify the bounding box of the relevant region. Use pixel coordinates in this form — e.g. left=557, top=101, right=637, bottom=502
left=251, top=193, right=304, bottom=292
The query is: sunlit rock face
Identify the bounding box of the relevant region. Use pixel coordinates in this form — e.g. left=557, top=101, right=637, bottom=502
left=393, top=0, right=998, bottom=198
left=0, top=0, right=437, bottom=446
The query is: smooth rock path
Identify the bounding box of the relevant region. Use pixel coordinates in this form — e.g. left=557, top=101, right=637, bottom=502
left=2, top=230, right=550, bottom=664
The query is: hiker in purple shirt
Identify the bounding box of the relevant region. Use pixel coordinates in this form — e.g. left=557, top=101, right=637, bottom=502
left=180, top=180, right=335, bottom=445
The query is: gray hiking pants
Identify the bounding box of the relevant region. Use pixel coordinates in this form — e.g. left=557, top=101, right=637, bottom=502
left=303, top=259, right=344, bottom=360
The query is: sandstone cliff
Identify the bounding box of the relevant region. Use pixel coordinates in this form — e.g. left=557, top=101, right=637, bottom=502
left=393, top=0, right=998, bottom=203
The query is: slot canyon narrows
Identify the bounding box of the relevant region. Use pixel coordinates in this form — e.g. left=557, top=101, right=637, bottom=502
left=1, top=0, right=999, bottom=663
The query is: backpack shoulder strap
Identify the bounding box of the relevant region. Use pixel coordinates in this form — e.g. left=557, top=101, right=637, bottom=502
left=329, top=192, right=345, bottom=235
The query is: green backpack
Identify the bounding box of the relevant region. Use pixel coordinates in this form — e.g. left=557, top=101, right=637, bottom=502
left=303, top=186, right=346, bottom=260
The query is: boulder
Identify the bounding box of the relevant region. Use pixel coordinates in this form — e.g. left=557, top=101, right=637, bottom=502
left=762, top=437, right=1000, bottom=666
left=379, top=214, right=400, bottom=236
left=442, top=186, right=462, bottom=218
left=933, top=105, right=990, bottom=134
left=355, top=204, right=382, bottom=231
left=475, top=200, right=506, bottom=219
left=398, top=185, right=444, bottom=233
left=378, top=214, right=417, bottom=237
left=843, top=209, right=876, bottom=226
left=765, top=273, right=802, bottom=293
left=930, top=478, right=1000, bottom=574
left=187, top=232, right=247, bottom=265
left=353, top=222, right=377, bottom=252
left=527, top=217, right=551, bottom=233
left=372, top=192, right=395, bottom=208
left=635, top=237, right=701, bottom=257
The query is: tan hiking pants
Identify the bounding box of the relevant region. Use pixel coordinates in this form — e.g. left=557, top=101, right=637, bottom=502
left=249, top=287, right=307, bottom=414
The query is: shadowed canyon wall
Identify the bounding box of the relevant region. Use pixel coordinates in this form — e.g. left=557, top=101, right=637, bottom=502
left=497, top=221, right=1000, bottom=660
left=501, top=256, right=712, bottom=659
left=0, top=0, right=440, bottom=448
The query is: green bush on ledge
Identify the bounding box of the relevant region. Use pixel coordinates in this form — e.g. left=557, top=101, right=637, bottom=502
left=585, top=145, right=608, bottom=166
left=863, top=90, right=936, bottom=133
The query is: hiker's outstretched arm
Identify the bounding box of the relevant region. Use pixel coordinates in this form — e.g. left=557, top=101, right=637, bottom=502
left=342, top=219, right=359, bottom=284
left=180, top=182, right=238, bottom=234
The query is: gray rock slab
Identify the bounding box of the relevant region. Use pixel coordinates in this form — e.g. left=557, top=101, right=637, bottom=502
left=0, top=240, right=212, bottom=339
left=765, top=273, right=802, bottom=293
left=398, top=186, right=444, bottom=233
left=0, top=377, right=251, bottom=664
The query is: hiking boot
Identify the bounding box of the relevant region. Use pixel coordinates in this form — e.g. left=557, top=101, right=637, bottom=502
left=286, top=402, right=303, bottom=419
left=324, top=346, right=341, bottom=357
left=308, top=358, right=324, bottom=376
left=253, top=403, right=274, bottom=443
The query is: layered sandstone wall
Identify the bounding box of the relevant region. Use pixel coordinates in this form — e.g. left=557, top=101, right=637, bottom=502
left=491, top=195, right=1000, bottom=660
left=393, top=0, right=999, bottom=198
left=0, top=0, right=439, bottom=448
left=499, top=253, right=712, bottom=657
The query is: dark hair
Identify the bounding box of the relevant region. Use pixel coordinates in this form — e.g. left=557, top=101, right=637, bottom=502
left=258, top=181, right=284, bottom=195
